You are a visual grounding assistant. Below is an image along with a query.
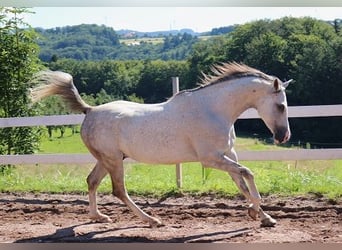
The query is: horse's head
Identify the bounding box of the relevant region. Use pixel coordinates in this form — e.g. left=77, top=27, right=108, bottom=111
left=255, top=78, right=292, bottom=144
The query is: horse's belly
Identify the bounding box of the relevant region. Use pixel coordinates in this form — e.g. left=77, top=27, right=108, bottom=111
left=129, top=148, right=198, bottom=165
left=120, top=132, right=198, bottom=164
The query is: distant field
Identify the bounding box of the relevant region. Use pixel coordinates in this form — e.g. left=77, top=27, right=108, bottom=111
left=120, top=35, right=214, bottom=45
left=1, top=126, right=341, bottom=198
left=120, top=37, right=164, bottom=45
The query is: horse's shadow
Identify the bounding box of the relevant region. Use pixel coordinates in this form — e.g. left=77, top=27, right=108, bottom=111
left=14, top=222, right=150, bottom=243
left=14, top=222, right=252, bottom=243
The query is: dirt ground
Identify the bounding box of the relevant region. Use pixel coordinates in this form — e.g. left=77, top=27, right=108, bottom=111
left=0, top=192, right=341, bottom=243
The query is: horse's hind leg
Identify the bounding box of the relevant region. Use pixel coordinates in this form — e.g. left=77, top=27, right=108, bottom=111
left=104, top=158, right=162, bottom=227
left=87, top=162, right=111, bottom=223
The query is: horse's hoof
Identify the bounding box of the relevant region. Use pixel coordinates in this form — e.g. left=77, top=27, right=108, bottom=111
left=90, top=214, right=112, bottom=223
left=261, top=217, right=277, bottom=227
left=149, top=217, right=164, bottom=228
left=248, top=206, right=258, bottom=220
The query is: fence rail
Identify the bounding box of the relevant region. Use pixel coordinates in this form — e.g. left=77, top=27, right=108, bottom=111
left=1, top=148, right=342, bottom=166
left=1, top=105, right=342, bottom=128
left=0, top=104, right=342, bottom=166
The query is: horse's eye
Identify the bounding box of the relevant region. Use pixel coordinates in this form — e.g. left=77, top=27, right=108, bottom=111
left=277, top=104, right=285, bottom=113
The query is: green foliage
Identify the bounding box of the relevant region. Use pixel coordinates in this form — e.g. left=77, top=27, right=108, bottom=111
left=37, top=24, right=120, bottom=61
left=187, top=36, right=227, bottom=84
left=0, top=8, right=41, bottom=159
left=135, top=60, right=190, bottom=103
left=47, top=59, right=143, bottom=99
left=43, top=59, right=190, bottom=105
left=245, top=32, right=287, bottom=73
left=36, top=24, right=199, bottom=61
left=209, top=25, right=235, bottom=36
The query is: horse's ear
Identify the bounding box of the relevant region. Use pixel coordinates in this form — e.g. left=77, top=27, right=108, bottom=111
left=273, top=78, right=280, bottom=92
left=283, top=79, right=293, bottom=88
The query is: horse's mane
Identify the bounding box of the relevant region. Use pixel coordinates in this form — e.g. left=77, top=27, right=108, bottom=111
left=201, top=62, right=272, bottom=85
left=177, top=62, right=273, bottom=95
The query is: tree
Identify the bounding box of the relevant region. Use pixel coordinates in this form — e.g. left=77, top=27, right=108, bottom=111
left=102, top=60, right=144, bottom=99
left=332, top=19, right=341, bottom=34
left=135, top=60, right=190, bottom=103
left=245, top=32, right=288, bottom=76
left=186, top=36, right=227, bottom=87
left=0, top=8, right=41, bottom=168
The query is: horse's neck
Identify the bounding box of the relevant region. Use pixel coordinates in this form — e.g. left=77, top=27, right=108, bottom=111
left=197, top=78, right=263, bottom=124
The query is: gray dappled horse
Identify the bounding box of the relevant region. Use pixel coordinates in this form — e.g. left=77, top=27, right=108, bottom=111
left=31, top=62, right=292, bottom=227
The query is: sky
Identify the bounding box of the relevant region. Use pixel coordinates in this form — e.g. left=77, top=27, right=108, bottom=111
left=24, top=7, right=342, bottom=33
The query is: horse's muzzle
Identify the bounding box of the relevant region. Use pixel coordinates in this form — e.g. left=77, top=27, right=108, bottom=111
left=274, top=128, right=291, bottom=144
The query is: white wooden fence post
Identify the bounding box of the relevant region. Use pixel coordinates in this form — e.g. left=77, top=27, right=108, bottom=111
left=172, top=77, right=182, bottom=189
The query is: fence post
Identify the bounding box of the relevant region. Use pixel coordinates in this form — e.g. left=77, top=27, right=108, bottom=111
left=172, top=77, right=182, bottom=189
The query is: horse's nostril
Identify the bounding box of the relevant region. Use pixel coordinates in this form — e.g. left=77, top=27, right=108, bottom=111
left=274, top=128, right=290, bottom=144
left=283, top=130, right=291, bottom=143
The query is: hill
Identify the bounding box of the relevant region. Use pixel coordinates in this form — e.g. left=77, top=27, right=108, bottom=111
left=35, top=24, right=234, bottom=61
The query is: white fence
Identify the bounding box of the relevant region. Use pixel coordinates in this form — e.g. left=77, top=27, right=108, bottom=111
left=1, top=104, right=342, bottom=166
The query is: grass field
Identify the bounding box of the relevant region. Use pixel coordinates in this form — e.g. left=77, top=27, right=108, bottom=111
left=1, top=127, right=341, bottom=198
left=120, top=37, right=164, bottom=45
left=119, top=35, right=213, bottom=46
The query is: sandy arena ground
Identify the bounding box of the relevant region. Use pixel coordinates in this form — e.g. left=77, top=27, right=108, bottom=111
left=0, top=193, right=341, bottom=243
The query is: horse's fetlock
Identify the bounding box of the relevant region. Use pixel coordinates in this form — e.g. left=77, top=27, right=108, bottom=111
left=112, top=189, right=124, bottom=200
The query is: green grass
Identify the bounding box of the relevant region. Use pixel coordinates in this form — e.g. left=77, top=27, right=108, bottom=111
left=1, top=127, right=341, bottom=199
left=38, top=126, right=88, bottom=153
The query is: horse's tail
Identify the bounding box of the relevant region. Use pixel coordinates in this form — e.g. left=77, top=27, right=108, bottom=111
left=30, top=71, right=91, bottom=114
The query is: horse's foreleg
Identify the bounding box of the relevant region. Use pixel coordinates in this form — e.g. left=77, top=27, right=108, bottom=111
left=87, top=162, right=111, bottom=223
left=225, top=147, right=262, bottom=218
left=202, top=154, right=276, bottom=227
left=226, top=170, right=263, bottom=220
left=240, top=168, right=277, bottom=227
left=106, top=159, right=162, bottom=227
